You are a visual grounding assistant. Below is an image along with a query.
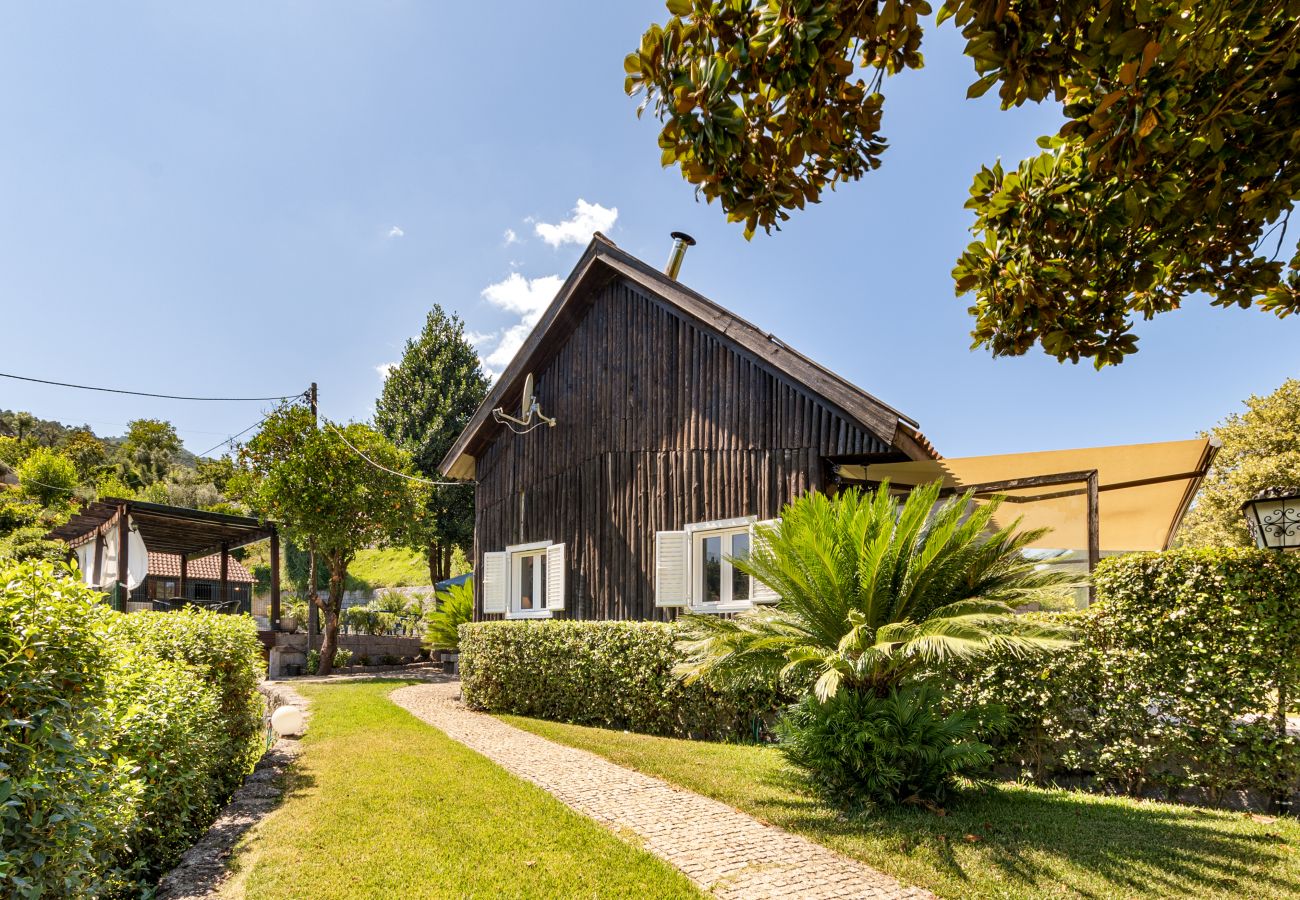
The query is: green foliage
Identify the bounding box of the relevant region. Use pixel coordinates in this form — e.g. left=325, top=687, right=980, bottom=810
left=1179, top=378, right=1300, bottom=548
left=0, top=562, right=267, bottom=897
left=424, top=578, right=473, bottom=651
left=678, top=483, right=1078, bottom=701
left=103, top=646, right=224, bottom=884
left=120, top=419, right=182, bottom=487
left=108, top=609, right=266, bottom=798
left=374, top=305, right=489, bottom=583
left=306, top=648, right=353, bottom=674
left=947, top=548, right=1300, bottom=800
left=0, top=491, right=72, bottom=566
left=232, top=403, right=428, bottom=675
left=16, top=447, right=78, bottom=508
left=59, top=430, right=107, bottom=480
left=0, top=561, right=125, bottom=899
left=779, top=683, right=996, bottom=809
left=459, top=620, right=784, bottom=739
left=628, top=1, right=1300, bottom=367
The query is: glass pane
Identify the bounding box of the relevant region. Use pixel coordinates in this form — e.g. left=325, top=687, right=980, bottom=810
left=539, top=554, right=548, bottom=609
left=731, top=532, right=750, bottom=602
left=702, top=536, right=722, bottom=603
left=519, top=555, right=534, bottom=609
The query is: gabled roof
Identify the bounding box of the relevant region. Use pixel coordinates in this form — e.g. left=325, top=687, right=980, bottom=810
left=440, top=234, right=934, bottom=479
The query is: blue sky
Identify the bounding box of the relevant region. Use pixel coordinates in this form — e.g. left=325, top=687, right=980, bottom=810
left=3, top=2, right=1296, bottom=459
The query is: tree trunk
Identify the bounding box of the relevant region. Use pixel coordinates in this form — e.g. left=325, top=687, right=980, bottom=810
left=427, top=541, right=452, bottom=585
left=316, top=561, right=347, bottom=677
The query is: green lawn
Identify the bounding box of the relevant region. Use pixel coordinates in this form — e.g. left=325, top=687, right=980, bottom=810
left=345, top=548, right=434, bottom=589
left=222, top=682, right=700, bottom=900
left=501, top=715, right=1300, bottom=900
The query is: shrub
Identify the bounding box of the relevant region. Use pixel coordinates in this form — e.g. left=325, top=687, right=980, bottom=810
left=459, top=620, right=783, bottom=739
left=780, top=684, right=996, bottom=809
left=947, top=548, right=1300, bottom=801
left=0, top=561, right=126, bottom=898
left=109, top=609, right=266, bottom=798
left=104, top=646, right=224, bottom=885
left=380, top=654, right=400, bottom=666
left=424, top=578, right=472, bottom=651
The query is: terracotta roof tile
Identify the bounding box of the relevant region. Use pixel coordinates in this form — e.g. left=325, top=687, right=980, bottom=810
left=147, top=551, right=255, bottom=583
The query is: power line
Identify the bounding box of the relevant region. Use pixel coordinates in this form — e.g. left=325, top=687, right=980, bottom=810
left=0, top=371, right=304, bottom=402
left=321, top=416, right=470, bottom=486
left=193, top=404, right=296, bottom=459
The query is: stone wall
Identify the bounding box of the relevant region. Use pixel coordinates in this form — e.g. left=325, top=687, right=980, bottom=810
left=268, top=632, right=423, bottom=675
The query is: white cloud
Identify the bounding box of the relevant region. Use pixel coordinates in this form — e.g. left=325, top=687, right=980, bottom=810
left=386, top=225, right=405, bottom=239
left=474, top=272, right=564, bottom=379
left=503, top=228, right=519, bottom=245
left=534, top=199, right=618, bottom=247
left=375, top=362, right=396, bottom=379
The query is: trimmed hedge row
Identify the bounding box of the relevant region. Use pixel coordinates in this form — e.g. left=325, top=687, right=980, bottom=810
left=0, top=561, right=266, bottom=898
left=459, top=620, right=783, bottom=739
left=946, top=547, right=1300, bottom=802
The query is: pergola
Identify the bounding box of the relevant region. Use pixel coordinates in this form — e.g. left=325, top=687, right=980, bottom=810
left=49, top=498, right=282, bottom=628
left=828, top=438, right=1220, bottom=602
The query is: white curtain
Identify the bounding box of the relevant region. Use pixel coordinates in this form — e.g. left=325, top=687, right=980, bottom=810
left=99, top=518, right=149, bottom=590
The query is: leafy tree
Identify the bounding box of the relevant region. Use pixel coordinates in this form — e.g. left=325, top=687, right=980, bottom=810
left=231, top=404, right=429, bottom=675
left=16, top=447, right=79, bottom=509
left=120, top=419, right=182, bottom=487
left=60, top=429, right=107, bottom=480
left=195, top=455, right=237, bottom=494
left=374, top=305, right=489, bottom=583
left=627, top=1, right=1300, bottom=368
left=1179, top=378, right=1300, bottom=548
left=0, top=410, right=37, bottom=441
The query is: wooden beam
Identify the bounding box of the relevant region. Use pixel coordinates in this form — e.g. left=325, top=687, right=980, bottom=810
left=116, top=505, right=129, bottom=611
left=179, top=554, right=187, bottom=603
left=1087, top=470, right=1100, bottom=604
left=220, top=543, right=229, bottom=610
left=269, top=528, right=281, bottom=631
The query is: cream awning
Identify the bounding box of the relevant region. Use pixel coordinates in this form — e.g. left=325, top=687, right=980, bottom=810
left=835, top=438, right=1218, bottom=553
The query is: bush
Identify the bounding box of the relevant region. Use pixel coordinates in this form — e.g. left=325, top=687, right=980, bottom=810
left=0, top=561, right=126, bottom=898
left=1, top=559, right=269, bottom=898
left=109, top=609, right=266, bottom=798
left=459, top=620, right=783, bottom=739
left=948, top=548, right=1300, bottom=801
left=104, top=647, right=224, bottom=885
left=780, top=684, right=996, bottom=809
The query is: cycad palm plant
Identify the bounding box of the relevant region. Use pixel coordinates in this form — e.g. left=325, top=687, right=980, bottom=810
left=678, top=481, right=1079, bottom=700
left=678, top=482, right=1078, bottom=807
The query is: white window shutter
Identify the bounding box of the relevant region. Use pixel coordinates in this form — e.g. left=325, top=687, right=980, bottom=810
left=546, top=543, right=566, bottom=611
left=654, top=531, right=689, bottom=607
left=482, top=551, right=508, bottom=614
left=749, top=519, right=782, bottom=604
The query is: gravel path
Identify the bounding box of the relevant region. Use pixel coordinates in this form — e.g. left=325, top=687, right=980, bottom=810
left=390, top=681, right=933, bottom=900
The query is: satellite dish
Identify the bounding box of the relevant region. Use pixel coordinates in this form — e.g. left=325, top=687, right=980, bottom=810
left=521, top=373, right=535, bottom=417
left=491, top=371, right=556, bottom=432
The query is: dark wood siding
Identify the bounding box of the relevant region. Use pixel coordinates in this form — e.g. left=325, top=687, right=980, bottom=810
left=474, top=277, right=888, bottom=621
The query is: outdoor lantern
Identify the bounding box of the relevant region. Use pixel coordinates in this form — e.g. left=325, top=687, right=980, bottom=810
left=1241, top=486, right=1300, bottom=551
left=270, top=705, right=305, bottom=737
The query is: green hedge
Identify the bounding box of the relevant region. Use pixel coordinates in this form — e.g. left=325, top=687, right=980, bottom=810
left=0, top=560, right=267, bottom=898
left=459, top=620, right=783, bottom=739
left=947, top=548, right=1300, bottom=801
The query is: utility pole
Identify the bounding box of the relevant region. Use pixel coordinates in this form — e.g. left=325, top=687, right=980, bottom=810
left=307, top=382, right=320, bottom=654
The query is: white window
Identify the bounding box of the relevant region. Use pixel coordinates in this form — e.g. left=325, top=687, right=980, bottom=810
left=655, top=517, right=780, bottom=613
left=482, top=541, right=566, bottom=619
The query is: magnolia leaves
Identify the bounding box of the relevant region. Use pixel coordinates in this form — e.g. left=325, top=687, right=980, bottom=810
left=630, top=0, right=1300, bottom=366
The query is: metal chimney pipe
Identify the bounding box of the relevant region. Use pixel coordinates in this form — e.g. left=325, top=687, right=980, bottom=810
left=664, top=231, right=696, bottom=279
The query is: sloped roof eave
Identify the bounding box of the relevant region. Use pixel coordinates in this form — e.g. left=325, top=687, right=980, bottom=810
left=438, top=235, right=930, bottom=477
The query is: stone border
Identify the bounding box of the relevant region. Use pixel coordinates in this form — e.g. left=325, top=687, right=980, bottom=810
left=154, top=682, right=310, bottom=900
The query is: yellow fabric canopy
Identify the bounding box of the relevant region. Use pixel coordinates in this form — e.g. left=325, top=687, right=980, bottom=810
left=838, top=439, right=1218, bottom=553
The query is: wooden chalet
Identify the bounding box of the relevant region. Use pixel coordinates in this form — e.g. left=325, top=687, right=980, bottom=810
left=439, top=233, right=937, bottom=622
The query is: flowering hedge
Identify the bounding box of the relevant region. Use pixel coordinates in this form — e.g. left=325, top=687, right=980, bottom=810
left=0, top=561, right=266, bottom=898
left=459, top=620, right=784, bottom=739
left=947, top=548, right=1300, bottom=801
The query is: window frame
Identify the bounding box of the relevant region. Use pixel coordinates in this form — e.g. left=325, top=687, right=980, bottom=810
left=505, top=540, right=554, bottom=620
left=685, top=516, right=757, bottom=614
